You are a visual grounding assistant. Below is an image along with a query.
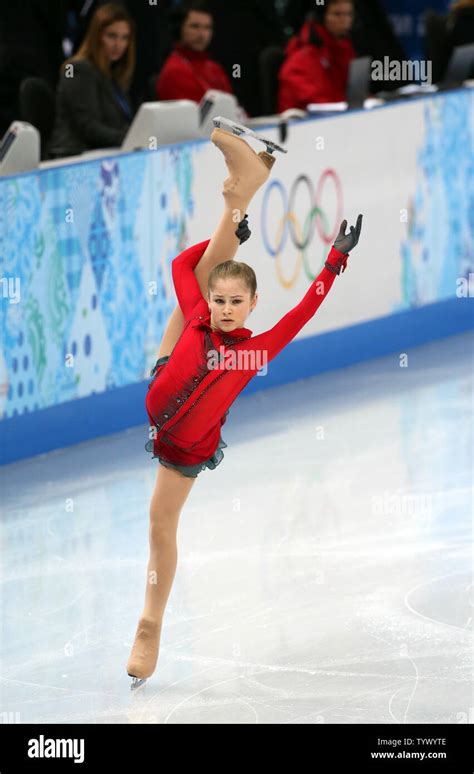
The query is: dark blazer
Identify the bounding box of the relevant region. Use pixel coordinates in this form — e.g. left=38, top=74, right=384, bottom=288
left=49, top=58, right=132, bottom=158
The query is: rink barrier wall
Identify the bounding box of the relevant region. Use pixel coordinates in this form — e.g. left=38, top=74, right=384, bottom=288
left=1, top=87, right=473, bottom=464
left=1, top=296, right=472, bottom=464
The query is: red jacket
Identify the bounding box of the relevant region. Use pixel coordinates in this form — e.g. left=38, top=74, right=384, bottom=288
left=145, top=239, right=349, bottom=466
left=155, top=42, right=234, bottom=103
left=278, top=21, right=355, bottom=112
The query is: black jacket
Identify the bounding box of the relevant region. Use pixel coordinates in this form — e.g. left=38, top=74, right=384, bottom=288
left=49, top=58, right=132, bottom=158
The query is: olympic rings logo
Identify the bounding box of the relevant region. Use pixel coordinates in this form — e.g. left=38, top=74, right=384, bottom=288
left=260, top=170, right=343, bottom=288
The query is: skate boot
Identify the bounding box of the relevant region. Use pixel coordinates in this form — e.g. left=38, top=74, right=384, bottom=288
left=211, top=118, right=285, bottom=208
left=212, top=116, right=287, bottom=156
left=126, top=616, right=162, bottom=690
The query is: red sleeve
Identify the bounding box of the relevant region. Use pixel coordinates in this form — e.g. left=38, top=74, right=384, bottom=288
left=159, top=247, right=349, bottom=439
left=239, top=246, right=348, bottom=363
left=171, top=239, right=211, bottom=318
left=156, top=57, right=204, bottom=102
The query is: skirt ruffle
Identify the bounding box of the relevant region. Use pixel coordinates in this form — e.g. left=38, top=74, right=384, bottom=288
left=151, top=434, right=227, bottom=478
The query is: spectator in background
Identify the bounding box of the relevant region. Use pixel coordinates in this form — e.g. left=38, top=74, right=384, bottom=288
left=68, top=0, right=175, bottom=108
left=278, top=0, right=356, bottom=112
left=49, top=2, right=135, bottom=158
left=283, top=0, right=409, bottom=93
left=155, top=0, right=234, bottom=104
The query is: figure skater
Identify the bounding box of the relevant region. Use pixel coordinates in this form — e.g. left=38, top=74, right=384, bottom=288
left=126, top=119, right=363, bottom=689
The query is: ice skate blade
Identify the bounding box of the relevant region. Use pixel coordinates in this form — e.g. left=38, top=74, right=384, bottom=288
left=130, top=675, right=147, bottom=691
left=213, top=116, right=287, bottom=155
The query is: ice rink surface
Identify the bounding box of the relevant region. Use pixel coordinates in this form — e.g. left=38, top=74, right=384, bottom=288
left=1, top=332, right=472, bottom=724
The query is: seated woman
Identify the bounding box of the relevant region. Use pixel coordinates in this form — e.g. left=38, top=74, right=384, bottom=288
left=278, top=0, right=356, bottom=112
left=49, top=2, right=135, bottom=159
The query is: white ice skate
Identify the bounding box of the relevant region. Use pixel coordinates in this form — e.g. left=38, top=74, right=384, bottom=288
left=212, top=116, right=288, bottom=155
left=126, top=616, right=162, bottom=690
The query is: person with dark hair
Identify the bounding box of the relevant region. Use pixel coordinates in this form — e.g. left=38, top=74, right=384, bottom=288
left=49, top=2, right=136, bottom=158
left=278, top=0, right=356, bottom=111
left=283, top=0, right=409, bottom=94
left=154, top=0, right=235, bottom=103
left=66, top=0, right=175, bottom=107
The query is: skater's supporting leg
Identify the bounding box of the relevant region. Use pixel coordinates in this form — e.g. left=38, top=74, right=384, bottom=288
left=156, top=129, right=275, bottom=359
left=126, top=464, right=196, bottom=681
left=142, top=464, right=197, bottom=623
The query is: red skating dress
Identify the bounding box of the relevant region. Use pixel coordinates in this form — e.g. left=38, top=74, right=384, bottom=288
left=145, top=238, right=349, bottom=476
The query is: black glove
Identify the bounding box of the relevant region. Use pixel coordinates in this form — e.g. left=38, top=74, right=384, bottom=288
left=235, top=214, right=251, bottom=244
left=333, top=214, right=363, bottom=254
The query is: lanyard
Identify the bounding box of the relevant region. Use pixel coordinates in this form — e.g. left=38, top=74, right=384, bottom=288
left=112, top=82, right=132, bottom=120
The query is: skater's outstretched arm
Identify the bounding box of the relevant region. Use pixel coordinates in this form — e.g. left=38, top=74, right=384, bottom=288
left=157, top=217, right=364, bottom=437
left=240, top=215, right=363, bottom=365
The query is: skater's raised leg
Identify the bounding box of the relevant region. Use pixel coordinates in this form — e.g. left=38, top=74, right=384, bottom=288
left=156, top=127, right=277, bottom=359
